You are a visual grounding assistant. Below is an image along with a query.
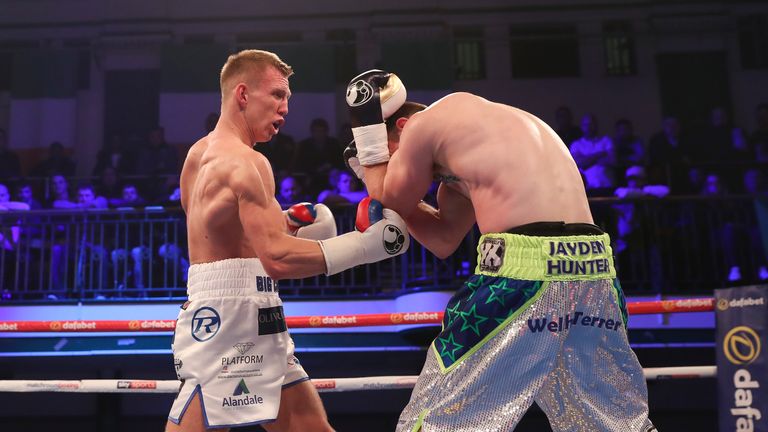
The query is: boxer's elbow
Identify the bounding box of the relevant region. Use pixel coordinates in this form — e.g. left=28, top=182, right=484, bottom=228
left=261, top=257, right=290, bottom=281
left=430, top=239, right=461, bottom=260
left=422, top=233, right=462, bottom=260
left=257, top=242, right=293, bottom=281
left=257, top=252, right=283, bottom=280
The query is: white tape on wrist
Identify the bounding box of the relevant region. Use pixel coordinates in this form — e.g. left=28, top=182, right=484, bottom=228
left=352, top=123, right=390, bottom=166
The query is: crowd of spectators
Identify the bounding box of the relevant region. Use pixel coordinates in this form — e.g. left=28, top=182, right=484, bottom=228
left=1, top=102, right=767, bottom=296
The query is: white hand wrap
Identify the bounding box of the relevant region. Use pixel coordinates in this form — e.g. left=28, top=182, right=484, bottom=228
left=352, top=123, right=390, bottom=166
left=318, top=209, right=409, bottom=275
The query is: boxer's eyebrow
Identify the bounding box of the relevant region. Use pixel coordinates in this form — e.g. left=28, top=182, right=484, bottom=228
left=273, top=89, right=291, bottom=100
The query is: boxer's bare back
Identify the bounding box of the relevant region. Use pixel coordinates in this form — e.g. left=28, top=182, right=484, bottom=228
left=381, top=92, right=593, bottom=234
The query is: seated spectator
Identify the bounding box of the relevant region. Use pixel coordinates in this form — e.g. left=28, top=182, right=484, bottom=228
left=612, top=118, right=645, bottom=168
left=76, top=183, right=108, bottom=209
left=0, top=183, right=30, bottom=211
left=48, top=174, right=77, bottom=209
left=0, top=128, right=22, bottom=180
left=569, top=113, right=616, bottom=195
left=31, top=141, right=76, bottom=177
left=276, top=175, right=309, bottom=206
left=109, top=184, right=146, bottom=208
left=317, top=170, right=367, bottom=205
left=15, top=181, right=43, bottom=210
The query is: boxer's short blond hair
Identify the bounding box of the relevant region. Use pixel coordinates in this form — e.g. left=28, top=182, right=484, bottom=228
left=220, top=50, right=293, bottom=98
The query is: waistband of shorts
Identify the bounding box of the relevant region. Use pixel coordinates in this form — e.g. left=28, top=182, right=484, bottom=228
left=475, top=229, right=615, bottom=281
left=187, top=258, right=278, bottom=299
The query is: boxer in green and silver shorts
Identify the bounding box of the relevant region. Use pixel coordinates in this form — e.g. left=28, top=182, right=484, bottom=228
left=397, top=224, right=654, bottom=431
left=343, top=70, right=656, bottom=431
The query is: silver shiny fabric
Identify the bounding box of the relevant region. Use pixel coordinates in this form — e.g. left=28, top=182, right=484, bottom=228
left=397, top=278, right=653, bottom=432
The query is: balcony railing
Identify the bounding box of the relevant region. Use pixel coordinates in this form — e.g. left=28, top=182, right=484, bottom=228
left=1, top=195, right=766, bottom=303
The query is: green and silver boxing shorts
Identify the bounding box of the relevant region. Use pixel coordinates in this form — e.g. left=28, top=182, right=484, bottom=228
left=397, top=223, right=656, bottom=432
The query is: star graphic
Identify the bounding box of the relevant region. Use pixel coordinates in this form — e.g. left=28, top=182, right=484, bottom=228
left=459, top=304, right=490, bottom=336
left=445, top=301, right=462, bottom=328
left=465, top=276, right=484, bottom=301
left=437, top=332, right=464, bottom=363
left=485, top=279, right=510, bottom=306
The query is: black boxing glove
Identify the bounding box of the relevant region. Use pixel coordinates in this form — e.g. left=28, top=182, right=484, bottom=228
left=343, top=140, right=364, bottom=180
left=345, top=70, right=406, bottom=167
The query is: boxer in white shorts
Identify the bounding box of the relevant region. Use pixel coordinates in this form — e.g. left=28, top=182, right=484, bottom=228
left=168, top=258, right=309, bottom=428
left=166, top=51, right=410, bottom=432
left=344, top=70, right=656, bottom=431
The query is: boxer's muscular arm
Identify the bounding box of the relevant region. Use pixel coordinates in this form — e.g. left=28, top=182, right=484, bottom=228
left=233, top=158, right=328, bottom=280
left=363, top=114, right=433, bottom=216
left=405, top=184, right=476, bottom=259
left=370, top=115, right=476, bottom=258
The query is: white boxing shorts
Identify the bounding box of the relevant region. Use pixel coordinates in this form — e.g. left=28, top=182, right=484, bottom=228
left=167, top=258, right=308, bottom=428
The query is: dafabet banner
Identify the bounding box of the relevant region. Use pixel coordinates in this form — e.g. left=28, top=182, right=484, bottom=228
left=716, top=285, right=767, bottom=432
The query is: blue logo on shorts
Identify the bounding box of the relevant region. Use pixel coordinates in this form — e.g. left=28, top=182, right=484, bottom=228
left=191, top=306, right=221, bottom=342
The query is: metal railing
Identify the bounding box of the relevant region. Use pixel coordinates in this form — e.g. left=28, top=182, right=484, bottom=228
left=1, top=196, right=766, bottom=302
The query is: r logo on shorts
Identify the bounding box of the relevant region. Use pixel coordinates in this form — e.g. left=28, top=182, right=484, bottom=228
left=191, top=306, right=221, bottom=342
left=479, top=237, right=505, bottom=273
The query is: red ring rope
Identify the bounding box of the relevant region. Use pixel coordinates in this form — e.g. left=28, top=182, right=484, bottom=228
left=0, top=298, right=714, bottom=332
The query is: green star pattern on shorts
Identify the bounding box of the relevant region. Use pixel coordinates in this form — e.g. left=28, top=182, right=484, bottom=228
left=465, top=275, right=483, bottom=301
left=445, top=301, right=462, bottom=328
left=435, top=275, right=544, bottom=369
left=438, top=332, right=464, bottom=363
left=459, top=304, right=489, bottom=336
left=485, top=279, right=510, bottom=306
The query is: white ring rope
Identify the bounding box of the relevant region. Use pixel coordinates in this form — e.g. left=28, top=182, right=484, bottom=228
left=0, top=366, right=716, bottom=394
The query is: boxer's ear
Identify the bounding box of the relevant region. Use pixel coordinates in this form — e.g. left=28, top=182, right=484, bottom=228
left=235, top=83, right=248, bottom=108
left=395, top=117, right=408, bottom=132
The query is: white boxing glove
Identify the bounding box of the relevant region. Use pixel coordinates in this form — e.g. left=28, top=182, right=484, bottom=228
left=318, top=197, right=410, bottom=275
left=284, top=203, right=337, bottom=240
